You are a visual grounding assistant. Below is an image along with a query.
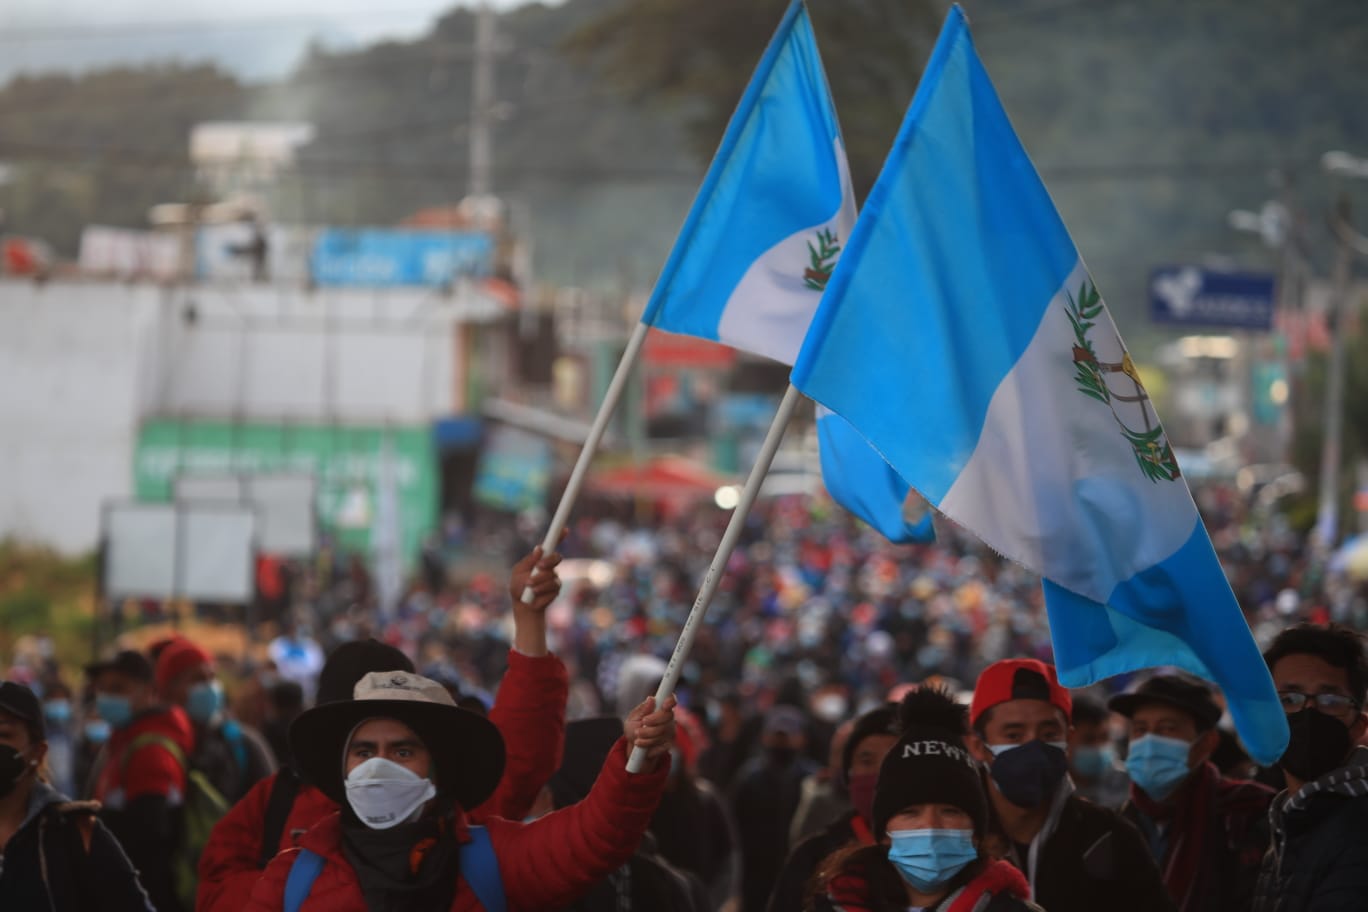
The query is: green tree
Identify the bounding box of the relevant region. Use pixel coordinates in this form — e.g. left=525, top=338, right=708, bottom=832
left=565, top=0, right=942, bottom=197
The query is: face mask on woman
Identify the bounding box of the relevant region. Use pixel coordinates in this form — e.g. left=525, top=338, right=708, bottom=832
left=886, top=828, right=978, bottom=892
left=344, top=757, right=436, bottom=830
left=0, top=745, right=37, bottom=799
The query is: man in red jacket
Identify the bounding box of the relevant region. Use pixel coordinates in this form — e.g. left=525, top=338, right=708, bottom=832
left=86, top=649, right=197, bottom=912
left=244, top=669, right=676, bottom=911
left=197, top=546, right=568, bottom=912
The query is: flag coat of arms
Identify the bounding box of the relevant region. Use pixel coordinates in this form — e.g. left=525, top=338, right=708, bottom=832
left=791, top=5, right=1287, bottom=762
left=640, top=0, right=854, bottom=367
left=639, top=0, right=931, bottom=544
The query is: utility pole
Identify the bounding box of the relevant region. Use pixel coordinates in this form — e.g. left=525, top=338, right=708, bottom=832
left=468, top=4, right=497, bottom=199
left=1314, top=194, right=1353, bottom=555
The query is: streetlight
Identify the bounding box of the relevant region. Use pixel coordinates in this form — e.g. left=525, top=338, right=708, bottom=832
left=1314, top=150, right=1368, bottom=554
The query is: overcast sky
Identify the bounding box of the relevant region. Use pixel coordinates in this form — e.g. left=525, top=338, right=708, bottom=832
left=0, top=0, right=561, bottom=83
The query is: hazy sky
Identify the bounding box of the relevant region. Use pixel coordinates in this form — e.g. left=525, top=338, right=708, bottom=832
left=0, top=0, right=561, bottom=83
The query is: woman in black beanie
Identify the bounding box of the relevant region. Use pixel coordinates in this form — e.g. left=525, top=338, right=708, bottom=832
left=808, top=688, right=1043, bottom=912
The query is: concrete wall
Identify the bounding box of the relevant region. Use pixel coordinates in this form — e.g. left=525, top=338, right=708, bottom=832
left=0, top=278, right=506, bottom=553
left=0, top=281, right=161, bottom=552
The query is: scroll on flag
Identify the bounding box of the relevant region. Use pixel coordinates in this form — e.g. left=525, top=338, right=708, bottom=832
left=791, top=6, right=1287, bottom=762
left=640, top=0, right=930, bottom=544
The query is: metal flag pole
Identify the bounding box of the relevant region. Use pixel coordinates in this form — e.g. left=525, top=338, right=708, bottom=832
left=626, top=382, right=802, bottom=772
left=520, top=321, right=651, bottom=602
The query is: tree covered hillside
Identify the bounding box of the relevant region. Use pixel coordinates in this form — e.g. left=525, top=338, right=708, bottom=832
left=0, top=0, right=1363, bottom=338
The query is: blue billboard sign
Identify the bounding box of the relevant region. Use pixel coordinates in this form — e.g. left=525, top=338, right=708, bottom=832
left=1149, top=266, right=1276, bottom=331
left=312, top=229, right=494, bottom=288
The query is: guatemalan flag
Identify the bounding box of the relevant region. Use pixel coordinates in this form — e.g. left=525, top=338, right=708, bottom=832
left=641, top=0, right=931, bottom=543
left=791, top=6, right=1287, bottom=762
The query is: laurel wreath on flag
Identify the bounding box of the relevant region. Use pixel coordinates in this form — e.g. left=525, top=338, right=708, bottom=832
left=803, top=228, right=841, bottom=291
left=1067, top=281, right=1182, bottom=483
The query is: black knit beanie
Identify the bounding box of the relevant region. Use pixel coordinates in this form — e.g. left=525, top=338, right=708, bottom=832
left=872, top=687, right=988, bottom=839
left=314, top=638, right=415, bottom=705
left=841, top=704, right=899, bottom=781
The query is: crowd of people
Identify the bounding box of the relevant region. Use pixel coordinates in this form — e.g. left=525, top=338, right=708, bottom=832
left=2, top=481, right=1368, bottom=911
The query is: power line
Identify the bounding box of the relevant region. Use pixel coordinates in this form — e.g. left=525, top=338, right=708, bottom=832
left=0, top=138, right=1319, bottom=186
left=0, top=7, right=456, bottom=41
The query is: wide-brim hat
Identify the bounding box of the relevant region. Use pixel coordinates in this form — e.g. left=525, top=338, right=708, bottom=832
left=290, top=670, right=505, bottom=811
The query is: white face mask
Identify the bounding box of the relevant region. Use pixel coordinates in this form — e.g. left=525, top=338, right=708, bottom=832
left=344, top=757, right=436, bottom=830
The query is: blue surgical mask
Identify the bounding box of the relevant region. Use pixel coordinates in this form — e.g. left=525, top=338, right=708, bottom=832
left=1072, top=743, right=1115, bottom=780
left=186, top=681, right=225, bottom=724
left=84, top=719, right=112, bottom=744
left=1125, top=734, right=1193, bottom=800
left=44, top=699, right=72, bottom=724
left=96, top=693, right=134, bottom=729
left=887, top=828, right=979, bottom=892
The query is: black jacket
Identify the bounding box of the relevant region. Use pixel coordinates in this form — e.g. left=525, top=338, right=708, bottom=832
left=984, top=780, right=1176, bottom=912
left=769, top=810, right=863, bottom=912
left=0, top=782, right=153, bottom=912
left=1253, top=747, right=1368, bottom=912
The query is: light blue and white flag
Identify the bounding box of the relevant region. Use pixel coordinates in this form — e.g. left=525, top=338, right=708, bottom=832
left=817, top=406, right=935, bottom=543
left=639, top=0, right=928, bottom=544
left=640, top=0, right=855, bottom=366
left=791, top=6, right=1287, bottom=763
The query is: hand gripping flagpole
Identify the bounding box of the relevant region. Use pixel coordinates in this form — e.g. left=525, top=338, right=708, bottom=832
left=520, top=321, right=651, bottom=604
left=626, top=382, right=803, bottom=773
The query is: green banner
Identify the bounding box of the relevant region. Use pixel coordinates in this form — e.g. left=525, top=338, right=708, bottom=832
left=133, top=419, right=438, bottom=568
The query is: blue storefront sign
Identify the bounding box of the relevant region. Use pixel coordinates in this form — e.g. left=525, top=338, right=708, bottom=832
left=1149, top=266, right=1276, bottom=331
left=312, top=229, right=494, bottom=287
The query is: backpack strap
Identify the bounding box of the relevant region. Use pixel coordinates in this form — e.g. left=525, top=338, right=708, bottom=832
left=284, top=848, right=326, bottom=912
left=459, top=826, right=506, bottom=912
left=122, top=732, right=186, bottom=775
left=260, top=767, right=303, bottom=867
left=221, top=719, right=249, bottom=772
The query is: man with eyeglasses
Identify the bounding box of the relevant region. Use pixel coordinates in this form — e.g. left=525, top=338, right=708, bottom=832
left=1253, top=623, right=1368, bottom=912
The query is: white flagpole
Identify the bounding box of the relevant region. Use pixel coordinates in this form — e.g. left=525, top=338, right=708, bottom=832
left=520, top=321, right=651, bottom=603
left=626, top=382, right=803, bottom=773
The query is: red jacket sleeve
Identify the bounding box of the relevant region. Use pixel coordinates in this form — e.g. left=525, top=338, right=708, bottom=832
left=197, top=771, right=276, bottom=912
left=469, top=650, right=569, bottom=823
left=489, top=738, right=669, bottom=910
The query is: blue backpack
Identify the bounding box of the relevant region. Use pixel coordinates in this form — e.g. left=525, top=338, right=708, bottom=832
left=283, top=825, right=505, bottom=912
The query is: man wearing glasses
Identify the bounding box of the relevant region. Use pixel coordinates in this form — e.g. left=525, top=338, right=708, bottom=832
left=1253, top=623, right=1368, bottom=912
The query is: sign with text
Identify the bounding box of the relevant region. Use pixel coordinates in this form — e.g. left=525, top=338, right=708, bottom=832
left=311, top=229, right=494, bottom=288
left=1150, top=266, right=1276, bottom=331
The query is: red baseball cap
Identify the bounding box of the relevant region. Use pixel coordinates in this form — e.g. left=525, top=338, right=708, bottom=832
left=970, top=658, right=1072, bottom=726
left=155, top=638, right=213, bottom=694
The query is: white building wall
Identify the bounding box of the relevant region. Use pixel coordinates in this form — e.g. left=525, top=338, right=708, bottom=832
left=0, top=279, right=503, bottom=553
left=0, top=281, right=161, bottom=551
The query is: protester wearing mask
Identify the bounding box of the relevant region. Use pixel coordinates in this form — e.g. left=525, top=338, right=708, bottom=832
left=1253, top=623, right=1368, bottom=912
left=41, top=680, right=78, bottom=796
left=157, top=637, right=277, bottom=804
left=789, top=716, right=856, bottom=845
left=243, top=670, right=677, bottom=911
left=811, top=687, right=1040, bottom=912
left=1065, top=694, right=1127, bottom=809
left=967, top=658, right=1171, bottom=912
left=0, top=680, right=154, bottom=911
left=85, top=648, right=196, bottom=912
left=769, top=704, right=899, bottom=912
left=1110, top=674, right=1273, bottom=911
left=732, top=704, right=820, bottom=912
left=198, top=546, right=571, bottom=912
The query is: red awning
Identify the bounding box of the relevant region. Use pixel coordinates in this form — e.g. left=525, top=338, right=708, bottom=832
left=587, top=455, right=737, bottom=502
